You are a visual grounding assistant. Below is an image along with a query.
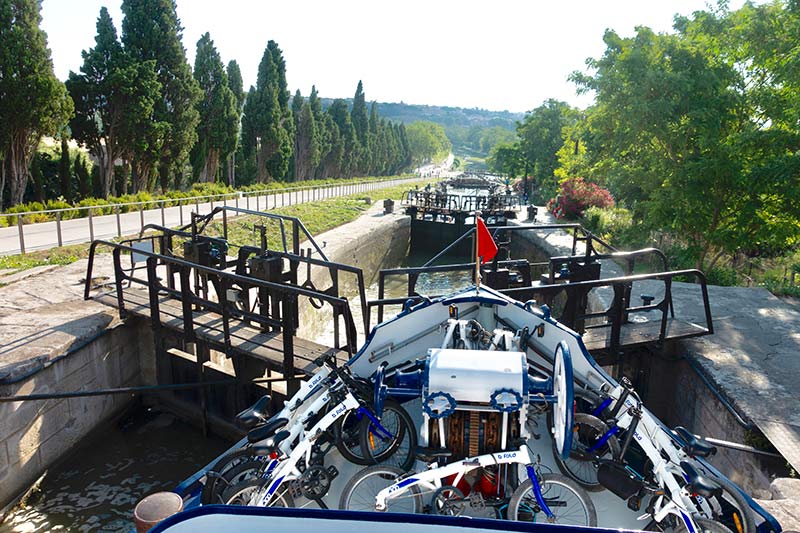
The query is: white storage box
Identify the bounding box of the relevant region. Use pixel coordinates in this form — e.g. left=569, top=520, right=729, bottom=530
left=425, top=348, right=527, bottom=405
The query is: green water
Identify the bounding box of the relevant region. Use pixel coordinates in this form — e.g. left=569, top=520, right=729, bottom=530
left=0, top=405, right=231, bottom=533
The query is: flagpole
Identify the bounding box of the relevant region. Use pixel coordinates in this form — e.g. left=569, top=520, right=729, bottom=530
left=475, top=210, right=481, bottom=290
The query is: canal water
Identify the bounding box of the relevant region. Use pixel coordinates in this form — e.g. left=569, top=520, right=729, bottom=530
left=0, top=405, right=231, bottom=533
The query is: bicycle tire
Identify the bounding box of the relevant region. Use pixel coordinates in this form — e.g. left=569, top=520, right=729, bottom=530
left=546, top=387, right=604, bottom=429
left=201, top=447, right=265, bottom=505
left=222, top=478, right=295, bottom=508
left=359, top=400, right=417, bottom=472
left=339, top=465, right=423, bottom=513
left=677, top=517, right=735, bottom=533
left=333, top=408, right=372, bottom=465
left=508, top=473, right=598, bottom=526
left=554, top=413, right=620, bottom=491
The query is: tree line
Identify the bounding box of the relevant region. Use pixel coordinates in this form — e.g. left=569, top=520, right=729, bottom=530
left=490, top=0, right=800, bottom=271
left=0, top=0, right=415, bottom=210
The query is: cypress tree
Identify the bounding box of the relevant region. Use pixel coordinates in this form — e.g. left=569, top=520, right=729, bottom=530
left=0, top=0, right=73, bottom=207
left=294, top=102, right=320, bottom=181
left=328, top=99, right=357, bottom=177
left=58, top=135, right=71, bottom=201
left=121, top=0, right=201, bottom=191
left=191, top=32, right=238, bottom=183
left=226, top=59, right=244, bottom=186
left=242, top=42, right=293, bottom=182
left=351, top=80, right=369, bottom=144
left=67, top=7, right=160, bottom=198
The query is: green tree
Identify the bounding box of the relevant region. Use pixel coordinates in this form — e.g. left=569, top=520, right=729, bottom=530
left=225, top=59, right=244, bottom=186
left=58, top=135, right=71, bottom=201
left=75, top=152, right=91, bottom=200
left=191, top=32, right=238, bottom=183
left=405, top=121, right=451, bottom=167
left=516, top=99, right=575, bottom=200
left=573, top=18, right=800, bottom=269
left=0, top=0, right=73, bottom=207
left=241, top=41, right=293, bottom=182
left=327, top=99, right=357, bottom=177
left=487, top=142, right=524, bottom=178
left=67, top=7, right=160, bottom=198
left=294, top=102, right=320, bottom=181
left=121, top=0, right=200, bottom=191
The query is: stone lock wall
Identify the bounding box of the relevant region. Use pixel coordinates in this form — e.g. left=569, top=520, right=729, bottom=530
left=0, top=320, right=150, bottom=509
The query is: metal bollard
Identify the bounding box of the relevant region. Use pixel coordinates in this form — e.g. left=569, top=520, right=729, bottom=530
left=56, top=211, right=63, bottom=247
left=116, top=206, right=122, bottom=237
left=133, top=492, right=183, bottom=533
left=88, top=208, right=94, bottom=241
left=17, top=215, right=25, bottom=254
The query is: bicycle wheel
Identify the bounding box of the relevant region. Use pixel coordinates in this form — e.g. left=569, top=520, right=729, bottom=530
left=554, top=413, right=620, bottom=491
left=201, top=448, right=265, bottom=505
left=508, top=473, right=598, bottom=526
left=222, top=478, right=295, bottom=508
left=360, top=400, right=417, bottom=472
left=334, top=409, right=372, bottom=466
left=690, top=472, right=756, bottom=533
left=431, top=486, right=467, bottom=516
left=676, top=517, right=734, bottom=533
left=339, top=465, right=423, bottom=513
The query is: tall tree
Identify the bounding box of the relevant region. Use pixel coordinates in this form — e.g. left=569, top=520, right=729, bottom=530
left=516, top=99, right=575, bottom=199
left=241, top=41, right=293, bottom=182
left=294, top=102, right=320, bottom=181
left=328, top=99, right=357, bottom=177
left=58, top=135, right=71, bottom=201
left=67, top=6, right=160, bottom=198
left=191, top=32, right=238, bottom=183
left=122, top=0, right=201, bottom=191
left=0, top=0, right=73, bottom=206
left=351, top=81, right=370, bottom=174
left=225, top=59, right=244, bottom=186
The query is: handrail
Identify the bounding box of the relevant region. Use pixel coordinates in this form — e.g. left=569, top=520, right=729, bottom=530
left=367, top=267, right=713, bottom=353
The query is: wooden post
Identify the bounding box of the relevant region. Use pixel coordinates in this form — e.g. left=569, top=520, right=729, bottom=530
left=56, top=211, right=63, bottom=247
left=17, top=215, right=25, bottom=254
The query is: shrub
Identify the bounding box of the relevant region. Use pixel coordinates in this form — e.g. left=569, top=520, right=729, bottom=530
left=75, top=197, right=113, bottom=215
left=547, top=177, right=614, bottom=219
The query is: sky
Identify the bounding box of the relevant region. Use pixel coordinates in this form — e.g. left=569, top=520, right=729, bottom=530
left=41, top=0, right=739, bottom=114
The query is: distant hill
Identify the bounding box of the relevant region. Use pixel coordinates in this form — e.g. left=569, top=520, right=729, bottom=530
left=319, top=98, right=524, bottom=159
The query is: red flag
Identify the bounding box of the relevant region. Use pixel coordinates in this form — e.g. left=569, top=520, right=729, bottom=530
left=476, top=217, right=498, bottom=264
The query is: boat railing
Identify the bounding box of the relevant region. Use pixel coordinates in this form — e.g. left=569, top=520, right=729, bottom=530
left=367, top=267, right=713, bottom=358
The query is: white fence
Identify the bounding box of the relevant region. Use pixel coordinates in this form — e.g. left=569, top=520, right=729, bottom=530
left=0, top=177, right=421, bottom=255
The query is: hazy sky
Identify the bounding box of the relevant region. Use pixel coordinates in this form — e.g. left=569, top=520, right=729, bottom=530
left=42, top=1, right=736, bottom=113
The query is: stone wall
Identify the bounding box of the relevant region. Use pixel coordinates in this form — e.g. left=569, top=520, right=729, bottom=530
left=648, top=350, right=783, bottom=494
left=0, top=319, right=149, bottom=509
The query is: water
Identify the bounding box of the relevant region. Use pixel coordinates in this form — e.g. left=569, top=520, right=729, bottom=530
left=0, top=406, right=231, bottom=533
left=318, top=251, right=473, bottom=346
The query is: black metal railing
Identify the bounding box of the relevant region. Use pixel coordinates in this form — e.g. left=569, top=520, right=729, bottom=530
left=84, top=240, right=358, bottom=391
left=367, top=265, right=712, bottom=355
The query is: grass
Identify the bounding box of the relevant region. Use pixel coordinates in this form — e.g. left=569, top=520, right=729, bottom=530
left=0, top=179, right=430, bottom=275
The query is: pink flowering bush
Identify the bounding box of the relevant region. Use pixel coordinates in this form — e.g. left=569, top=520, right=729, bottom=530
left=547, top=177, right=614, bottom=219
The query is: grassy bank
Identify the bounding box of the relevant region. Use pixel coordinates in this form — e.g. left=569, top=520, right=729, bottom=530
left=0, top=179, right=430, bottom=276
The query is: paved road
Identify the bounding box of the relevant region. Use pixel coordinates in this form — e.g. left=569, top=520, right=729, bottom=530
left=0, top=178, right=416, bottom=256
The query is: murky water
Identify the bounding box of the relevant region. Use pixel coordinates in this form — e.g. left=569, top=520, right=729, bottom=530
left=318, top=251, right=472, bottom=346
left=0, top=406, right=231, bottom=533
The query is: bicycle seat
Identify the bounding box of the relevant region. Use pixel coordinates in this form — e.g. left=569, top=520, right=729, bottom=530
left=673, top=426, right=717, bottom=458
left=250, top=430, right=292, bottom=455
left=681, top=461, right=722, bottom=499
left=246, top=418, right=288, bottom=444
left=415, top=446, right=453, bottom=461
left=235, top=395, right=272, bottom=429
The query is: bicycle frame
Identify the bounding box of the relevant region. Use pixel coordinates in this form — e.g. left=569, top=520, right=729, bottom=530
left=253, top=388, right=393, bottom=507
left=598, top=383, right=714, bottom=531
left=374, top=446, right=556, bottom=519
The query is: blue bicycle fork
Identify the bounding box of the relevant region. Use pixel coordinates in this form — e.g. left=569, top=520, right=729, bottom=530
left=526, top=465, right=554, bottom=519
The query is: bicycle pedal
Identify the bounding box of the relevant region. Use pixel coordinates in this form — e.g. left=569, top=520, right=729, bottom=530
left=288, top=480, right=304, bottom=499
left=326, top=465, right=339, bottom=480
left=627, top=495, right=641, bottom=511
